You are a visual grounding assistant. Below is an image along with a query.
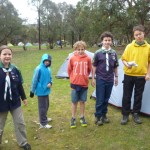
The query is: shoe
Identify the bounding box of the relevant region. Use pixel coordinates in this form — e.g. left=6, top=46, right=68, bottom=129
left=70, top=118, right=76, bottom=129
left=40, top=124, right=52, bottom=129
left=47, top=118, right=52, bottom=122
left=80, top=117, right=87, bottom=127
left=22, top=143, right=31, bottom=150
left=95, top=117, right=103, bottom=126
left=132, top=113, right=142, bottom=124
left=121, top=115, right=129, bottom=125
left=102, top=114, right=110, bottom=123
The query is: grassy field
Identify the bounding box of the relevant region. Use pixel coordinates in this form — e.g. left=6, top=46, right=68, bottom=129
left=0, top=46, right=150, bottom=150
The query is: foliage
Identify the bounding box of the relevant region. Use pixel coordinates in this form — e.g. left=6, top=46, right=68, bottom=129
left=1, top=47, right=150, bottom=150
left=0, top=0, right=23, bottom=44
left=0, top=0, right=150, bottom=46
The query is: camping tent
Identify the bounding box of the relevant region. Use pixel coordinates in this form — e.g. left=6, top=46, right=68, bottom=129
left=25, top=42, right=33, bottom=46
left=91, top=59, right=150, bottom=115
left=18, top=42, right=24, bottom=46
left=7, top=43, right=14, bottom=47
left=56, top=50, right=94, bottom=79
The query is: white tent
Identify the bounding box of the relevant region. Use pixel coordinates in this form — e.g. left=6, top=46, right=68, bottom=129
left=56, top=50, right=94, bottom=79
left=18, top=42, right=24, bottom=46
left=91, top=59, right=150, bottom=115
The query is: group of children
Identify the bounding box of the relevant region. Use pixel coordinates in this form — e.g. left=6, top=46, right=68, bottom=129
left=0, top=24, right=150, bottom=149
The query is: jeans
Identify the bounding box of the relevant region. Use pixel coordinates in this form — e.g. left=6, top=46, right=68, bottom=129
left=95, top=79, right=113, bottom=118
left=71, top=88, right=88, bottom=103
left=122, top=75, right=146, bottom=115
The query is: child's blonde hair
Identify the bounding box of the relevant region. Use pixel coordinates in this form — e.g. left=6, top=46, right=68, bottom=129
left=73, top=41, right=87, bottom=50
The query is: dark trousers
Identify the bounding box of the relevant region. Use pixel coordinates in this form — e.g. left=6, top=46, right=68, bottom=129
left=95, top=79, right=113, bottom=118
left=122, top=75, right=146, bottom=115
left=38, top=96, right=49, bottom=126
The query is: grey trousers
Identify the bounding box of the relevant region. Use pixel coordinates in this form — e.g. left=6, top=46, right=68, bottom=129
left=38, top=96, right=49, bottom=126
left=0, top=107, right=27, bottom=147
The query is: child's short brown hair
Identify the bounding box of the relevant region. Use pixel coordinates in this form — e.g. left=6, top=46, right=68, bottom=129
left=133, top=25, right=145, bottom=32
left=0, top=45, right=12, bottom=54
left=100, top=31, right=113, bottom=41
left=73, top=41, right=87, bottom=50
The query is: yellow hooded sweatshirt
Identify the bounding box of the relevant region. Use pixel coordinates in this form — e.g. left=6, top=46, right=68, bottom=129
left=121, top=40, right=150, bottom=76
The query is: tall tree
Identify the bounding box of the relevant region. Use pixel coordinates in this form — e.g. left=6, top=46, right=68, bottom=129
left=0, top=0, right=22, bottom=44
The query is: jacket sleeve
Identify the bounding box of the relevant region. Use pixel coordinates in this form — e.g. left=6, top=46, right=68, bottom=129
left=49, top=68, right=52, bottom=85
left=18, top=84, right=27, bottom=100
left=121, top=44, right=129, bottom=61
left=15, top=68, right=27, bottom=100
left=31, top=67, right=40, bottom=93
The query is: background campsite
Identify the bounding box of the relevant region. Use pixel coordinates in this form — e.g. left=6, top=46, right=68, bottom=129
left=1, top=0, right=150, bottom=149
left=1, top=46, right=150, bottom=150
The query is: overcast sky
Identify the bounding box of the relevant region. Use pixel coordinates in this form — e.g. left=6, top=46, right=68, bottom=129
left=9, top=0, right=79, bottom=24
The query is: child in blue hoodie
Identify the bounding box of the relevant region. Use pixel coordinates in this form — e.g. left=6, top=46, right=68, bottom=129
left=30, top=54, right=52, bottom=129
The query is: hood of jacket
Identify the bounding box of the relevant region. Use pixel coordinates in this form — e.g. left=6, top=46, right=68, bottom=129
left=40, top=54, right=52, bottom=67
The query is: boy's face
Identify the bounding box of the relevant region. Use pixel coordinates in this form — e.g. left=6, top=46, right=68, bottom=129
left=134, top=30, right=145, bottom=42
left=44, top=60, right=50, bottom=66
left=102, top=37, right=112, bottom=49
left=0, top=49, right=12, bottom=66
left=76, top=45, right=85, bottom=55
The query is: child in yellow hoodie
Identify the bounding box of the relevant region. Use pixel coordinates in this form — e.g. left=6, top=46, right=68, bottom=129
left=121, top=25, right=150, bottom=125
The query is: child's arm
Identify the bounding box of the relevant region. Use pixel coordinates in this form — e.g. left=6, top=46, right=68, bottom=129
left=122, top=60, right=132, bottom=69
left=67, top=59, right=73, bottom=77
left=114, top=67, right=118, bottom=86
left=91, top=66, right=96, bottom=87
left=30, top=68, right=40, bottom=97
left=47, top=68, right=52, bottom=88
left=88, top=58, right=92, bottom=75
left=18, top=84, right=27, bottom=100
left=145, top=62, right=150, bottom=80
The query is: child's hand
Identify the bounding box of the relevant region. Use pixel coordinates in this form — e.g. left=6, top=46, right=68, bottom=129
left=91, top=79, right=95, bottom=87
left=114, top=77, right=118, bottom=86
left=126, top=63, right=132, bottom=69
left=23, top=99, right=28, bottom=106
left=145, top=74, right=150, bottom=81
left=47, top=83, right=52, bottom=88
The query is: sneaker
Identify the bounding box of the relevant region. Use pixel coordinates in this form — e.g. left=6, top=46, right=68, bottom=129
left=47, top=118, right=52, bottom=122
left=40, top=124, right=52, bottom=129
left=80, top=117, right=87, bottom=127
left=121, top=115, right=129, bottom=125
left=22, top=143, right=31, bottom=150
left=95, top=117, right=103, bottom=126
left=102, top=115, right=110, bottom=123
left=132, top=113, right=142, bottom=124
left=70, top=118, right=76, bottom=129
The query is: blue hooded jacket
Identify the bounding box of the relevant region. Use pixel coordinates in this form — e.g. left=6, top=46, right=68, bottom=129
left=31, top=54, right=52, bottom=96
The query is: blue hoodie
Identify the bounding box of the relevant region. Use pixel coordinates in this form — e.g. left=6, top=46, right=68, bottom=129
left=31, top=54, right=52, bottom=96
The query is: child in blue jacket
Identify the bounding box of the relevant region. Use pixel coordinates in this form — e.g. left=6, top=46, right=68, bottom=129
left=30, top=54, right=52, bottom=129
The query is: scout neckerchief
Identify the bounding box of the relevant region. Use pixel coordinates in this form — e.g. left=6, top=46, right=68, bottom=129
left=2, top=67, right=12, bottom=101
left=101, top=47, right=111, bottom=71
left=135, top=41, right=145, bottom=46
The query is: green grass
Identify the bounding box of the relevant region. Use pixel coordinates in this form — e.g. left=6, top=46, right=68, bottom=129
left=1, top=46, right=150, bottom=150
